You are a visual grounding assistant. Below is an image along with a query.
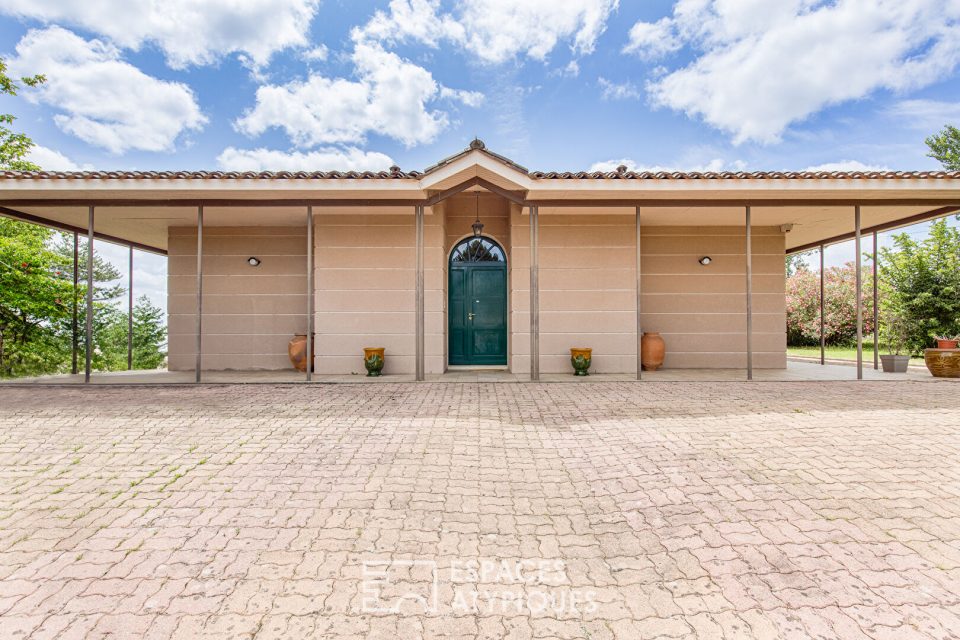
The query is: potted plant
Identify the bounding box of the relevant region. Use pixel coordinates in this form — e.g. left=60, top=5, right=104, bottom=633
left=925, top=334, right=960, bottom=378
left=934, top=334, right=960, bottom=349
left=363, top=347, right=385, bottom=377
left=879, top=312, right=910, bottom=373
left=570, top=347, right=592, bottom=376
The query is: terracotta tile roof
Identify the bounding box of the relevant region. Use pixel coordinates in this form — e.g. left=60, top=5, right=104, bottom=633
left=0, top=168, right=422, bottom=180
left=530, top=169, right=960, bottom=179
left=5, top=168, right=959, bottom=181
left=2, top=139, right=958, bottom=181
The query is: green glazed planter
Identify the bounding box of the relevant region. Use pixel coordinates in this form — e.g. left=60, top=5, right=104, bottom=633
left=363, top=347, right=385, bottom=377
left=570, top=348, right=592, bottom=376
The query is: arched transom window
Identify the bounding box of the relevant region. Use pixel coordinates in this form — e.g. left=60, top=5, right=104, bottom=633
left=450, top=237, right=505, bottom=263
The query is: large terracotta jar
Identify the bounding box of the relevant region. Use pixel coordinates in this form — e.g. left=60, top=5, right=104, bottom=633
left=641, top=332, right=665, bottom=371
left=288, top=334, right=314, bottom=372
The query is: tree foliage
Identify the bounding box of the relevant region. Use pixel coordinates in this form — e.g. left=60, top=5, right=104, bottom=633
left=878, top=219, right=960, bottom=354
left=0, top=55, right=167, bottom=378
left=0, top=219, right=168, bottom=377
left=786, top=262, right=875, bottom=347
left=926, top=125, right=960, bottom=171
left=1, top=56, right=45, bottom=170
left=785, top=252, right=811, bottom=278
left=0, top=219, right=74, bottom=375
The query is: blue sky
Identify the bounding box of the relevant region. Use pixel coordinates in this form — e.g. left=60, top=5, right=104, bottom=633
left=1, top=0, right=959, bottom=311
left=2, top=0, right=959, bottom=175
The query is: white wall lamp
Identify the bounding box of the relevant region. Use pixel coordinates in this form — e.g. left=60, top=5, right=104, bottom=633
left=698, top=256, right=712, bottom=265
left=247, top=257, right=261, bottom=267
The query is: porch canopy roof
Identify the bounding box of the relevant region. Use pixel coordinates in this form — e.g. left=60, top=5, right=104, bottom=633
left=2, top=140, right=958, bottom=255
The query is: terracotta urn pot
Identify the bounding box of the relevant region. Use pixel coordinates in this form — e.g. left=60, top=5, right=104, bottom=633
left=570, top=347, right=592, bottom=376
left=936, top=338, right=959, bottom=349
left=287, top=334, right=314, bottom=372
left=363, top=347, right=385, bottom=377
left=641, top=332, right=665, bottom=371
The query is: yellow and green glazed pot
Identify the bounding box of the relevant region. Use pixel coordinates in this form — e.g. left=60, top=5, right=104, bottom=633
left=363, top=347, right=385, bottom=377
left=570, top=347, right=592, bottom=376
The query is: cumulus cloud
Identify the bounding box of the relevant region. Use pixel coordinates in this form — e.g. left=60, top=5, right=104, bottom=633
left=0, top=0, right=320, bottom=69
left=622, top=17, right=680, bottom=59
left=238, top=0, right=616, bottom=151
left=9, top=27, right=206, bottom=153
left=589, top=157, right=745, bottom=172
left=598, top=77, right=640, bottom=100
left=217, top=146, right=394, bottom=171
left=25, top=145, right=91, bottom=171
left=625, top=0, right=960, bottom=144
left=353, top=0, right=620, bottom=64
left=355, top=0, right=465, bottom=48
left=301, top=45, right=330, bottom=62
left=456, top=0, right=619, bottom=64
left=236, top=42, right=478, bottom=148
left=439, top=86, right=485, bottom=107
left=803, top=160, right=889, bottom=172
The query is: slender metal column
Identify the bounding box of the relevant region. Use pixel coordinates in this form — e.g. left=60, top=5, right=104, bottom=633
left=872, top=230, right=879, bottom=370
left=529, top=205, right=540, bottom=381
left=819, top=244, right=825, bottom=365
left=306, top=206, right=314, bottom=382
left=855, top=206, right=863, bottom=380
left=745, top=206, right=753, bottom=381
left=71, top=231, right=79, bottom=375
left=415, top=205, right=424, bottom=381
left=636, top=206, right=642, bottom=380
left=127, top=246, right=133, bottom=370
left=85, top=206, right=94, bottom=383
left=195, top=206, right=203, bottom=383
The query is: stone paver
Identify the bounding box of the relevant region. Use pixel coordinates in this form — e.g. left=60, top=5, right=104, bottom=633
left=1, top=381, right=959, bottom=639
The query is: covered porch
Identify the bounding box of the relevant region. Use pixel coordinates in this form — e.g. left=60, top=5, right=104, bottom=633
left=1, top=141, right=958, bottom=385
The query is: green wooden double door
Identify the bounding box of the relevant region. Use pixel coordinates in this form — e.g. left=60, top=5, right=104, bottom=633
left=448, top=238, right=507, bottom=366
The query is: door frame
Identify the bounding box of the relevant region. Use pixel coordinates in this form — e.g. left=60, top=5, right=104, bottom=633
left=447, top=234, right=509, bottom=369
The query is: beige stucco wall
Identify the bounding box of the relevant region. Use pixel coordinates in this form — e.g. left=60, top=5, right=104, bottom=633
left=314, top=212, right=421, bottom=375
left=510, top=213, right=786, bottom=373
left=168, top=226, right=307, bottom=371
left=167, top=211, right=786, bottom=374
left=510, top=212, right=638, bottom=374
left=642, top=225, right=786, bottom=369
left=443, top=193, right=511, bottom=253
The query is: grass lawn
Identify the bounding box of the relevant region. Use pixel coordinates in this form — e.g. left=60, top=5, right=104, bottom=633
left=787, top=343, right=925, bottom=367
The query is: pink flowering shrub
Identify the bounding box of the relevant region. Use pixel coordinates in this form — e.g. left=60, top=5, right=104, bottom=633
left=786, top=262, right=874, bottom=346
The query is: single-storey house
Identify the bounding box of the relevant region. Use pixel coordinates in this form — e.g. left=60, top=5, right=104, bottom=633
left=2, top=140, right=958, bottom=381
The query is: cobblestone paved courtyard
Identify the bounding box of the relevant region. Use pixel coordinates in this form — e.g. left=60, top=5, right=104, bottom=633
left=1, top=381, right=959, bottom=639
